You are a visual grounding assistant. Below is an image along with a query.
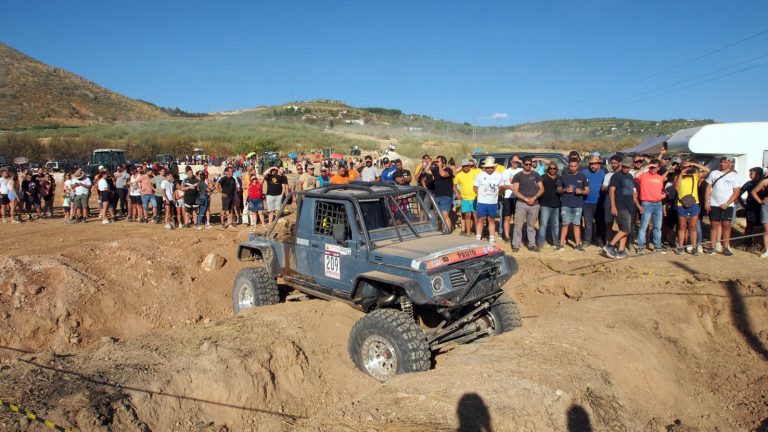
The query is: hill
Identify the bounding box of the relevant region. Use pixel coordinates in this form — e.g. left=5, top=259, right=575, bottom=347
left=0, top=42, right=168, bottom=129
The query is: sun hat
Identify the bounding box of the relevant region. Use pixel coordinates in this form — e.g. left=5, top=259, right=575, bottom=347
left=588, top=155, right=602, bottom=164
left=481, top=157, right=496, bottom=168
left=461, top=158, right=470, bottom=166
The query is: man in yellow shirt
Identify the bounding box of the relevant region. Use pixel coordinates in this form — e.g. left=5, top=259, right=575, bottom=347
left=453, top=159, right=479, bottom=236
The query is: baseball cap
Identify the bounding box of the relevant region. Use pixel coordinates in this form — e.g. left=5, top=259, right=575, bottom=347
left=381, top=157, right=389, bottom=164
left=393, top=169, right=412, bottom=179
left=621, top=156, right=634, bottom=167
left=98, top=165, right=105, bottom=170
left=393, top=159, right=402, bottom=164
left=461, top=158, right=470, bottom=166
left=671, top=157, right=682, bottom=164
left=720, top=155, right=736, bottom=162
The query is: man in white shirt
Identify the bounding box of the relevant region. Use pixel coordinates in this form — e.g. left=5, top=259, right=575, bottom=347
left=71, top=169, right=92, bottom=223
left=500, top=156, right=522, bottom=241
left=704, top=156, right=741, bottom=256
left=358, top=156, right=380, bottom=182
left=161, top=171, right=176, bottom=229
left=473, top=157, right=502, bottom=242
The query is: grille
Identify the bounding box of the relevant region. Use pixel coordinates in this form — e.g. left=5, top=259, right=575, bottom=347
left=449, top=270, right=468, bottom=290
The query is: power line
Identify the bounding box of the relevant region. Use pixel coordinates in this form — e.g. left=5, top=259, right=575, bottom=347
left=525, top=26, right=768, bottom=118
left=578, top=60, right=768, bottom=115
left=571, top=52, right=768, bottom=115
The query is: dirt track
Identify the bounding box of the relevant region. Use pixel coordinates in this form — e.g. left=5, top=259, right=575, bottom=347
left=1, top=216, right=767, bottom=431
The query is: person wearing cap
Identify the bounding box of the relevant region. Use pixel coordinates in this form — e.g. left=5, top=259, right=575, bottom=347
left=674, top=159, right=709, bottom=255
left=316, top=166, right=332, bottom=188
left=511, top=157, right=544, bottom=252
left=500, top=156, right=522, bottom=242
left=634, top=159, right=666, bottom=254
left=380, top=157, right=397, bottom=183
left=603, top=157, right=642, bottom=259
left=704, top=156, right=741, bottom=256
left=658, top=146, right=672, bottom=176
left=359, top=155, right=380, bottom=182
left=453, top=159, right=479, bottom=236
left=580, top=154, right=605, bottom=248
left=473, top=157, right=502, bottom=242
left=557, top=158, right=590, bottom=251
left=298, top=165, right=317, bottom=192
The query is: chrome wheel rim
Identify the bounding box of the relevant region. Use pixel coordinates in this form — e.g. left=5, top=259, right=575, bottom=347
left=361, top=335, right=397, bottom=381
left=238, top=283, right=255, bottom=309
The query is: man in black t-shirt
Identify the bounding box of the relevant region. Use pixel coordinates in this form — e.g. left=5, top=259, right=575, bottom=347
left=216, top=167, right=237, bottom=227
left=604, top=157, right=641, bottom=259
left=181, top=167, right=200, bottom=227
left=264, top=167, right=288, bottom=223
left=538, top=162, right=561, bottom=248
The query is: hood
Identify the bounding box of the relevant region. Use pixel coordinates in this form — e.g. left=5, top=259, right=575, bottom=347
left=372, top=235, right=502, bottom=271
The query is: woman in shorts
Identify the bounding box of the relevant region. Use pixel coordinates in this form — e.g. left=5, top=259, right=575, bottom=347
left=128, top=167, right=142, bottom=222
left=7, top=173, right=20, bottom=223
left=247, top=174, right=266, bottom=226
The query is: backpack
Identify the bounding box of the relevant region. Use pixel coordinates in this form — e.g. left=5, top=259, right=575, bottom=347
left=248, top=180, right=263, bottom=199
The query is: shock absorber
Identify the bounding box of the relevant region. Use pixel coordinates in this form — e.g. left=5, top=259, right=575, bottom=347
left=400, top=297, right=419, bottom=324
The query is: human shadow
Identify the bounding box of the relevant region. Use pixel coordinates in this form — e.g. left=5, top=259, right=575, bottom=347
left=723, top=280, right=768, bottom=361
left=456, top=392, right=492, bottom=432
left=566, top=404, right=593, bottom=432
left=1, top=349, right=303, bottom=421
left=669, top=263, right=768, bottom=362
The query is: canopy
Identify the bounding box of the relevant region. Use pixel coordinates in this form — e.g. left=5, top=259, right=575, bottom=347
left=330, top=153, right=344, bottom=160
left=14, top=156, right=29, bottom=164
left=623, top=135, right=669, bottom=155
left=288, top=152, right=297, bottom=159
left=192, top=147, right=204, bottom=153
left=245, top=152, right=257, bottom=158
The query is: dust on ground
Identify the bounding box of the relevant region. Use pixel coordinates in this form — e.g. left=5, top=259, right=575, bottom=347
left=1, top=217, right=767, bottom=431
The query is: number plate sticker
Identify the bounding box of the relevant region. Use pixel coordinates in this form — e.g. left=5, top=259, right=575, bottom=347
left=324, top=254, right=341, bottom=279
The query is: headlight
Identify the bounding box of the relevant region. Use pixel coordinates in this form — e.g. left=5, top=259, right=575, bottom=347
left=431, top=275, right=445, bottom=293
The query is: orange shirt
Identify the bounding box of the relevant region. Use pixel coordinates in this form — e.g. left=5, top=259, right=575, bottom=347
left=330, top=169, right=360, bottom=185
left=636, top=171, right=665, bottom=202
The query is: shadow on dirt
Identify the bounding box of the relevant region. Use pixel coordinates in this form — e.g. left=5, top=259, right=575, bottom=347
left=669, top=262, right=768, bottom=362
left=4, top=351, right=304, bottom=420
left=457, top=392, right=492, bottom=432
left=566, top=404, right=593, bottom=432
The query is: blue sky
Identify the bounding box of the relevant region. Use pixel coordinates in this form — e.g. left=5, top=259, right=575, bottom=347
left=3, top=1, right=768, bottom=125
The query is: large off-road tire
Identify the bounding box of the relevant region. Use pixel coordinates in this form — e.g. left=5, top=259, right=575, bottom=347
left=485, top=291, right=522, bottom=335
left=231, top=267, right=279, bottom=315
left=348, top=308, right=431, bottom=381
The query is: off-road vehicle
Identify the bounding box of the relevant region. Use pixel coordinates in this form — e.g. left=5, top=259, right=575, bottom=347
left=232, top=183, right=521, bottom=381
left=86, top=149, right=127, bottom=177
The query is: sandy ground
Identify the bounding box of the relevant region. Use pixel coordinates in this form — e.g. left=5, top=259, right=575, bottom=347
left=0, top=201, right=767, bottom=431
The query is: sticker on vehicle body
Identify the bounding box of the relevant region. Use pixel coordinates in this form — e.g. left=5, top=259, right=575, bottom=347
left=325, top=244, right=351, bottom=256
left=324, top=253, right=341, bottom=279
left=410, top=244, right=502, bottom=270
left=296, top=237, right=309, bottom=246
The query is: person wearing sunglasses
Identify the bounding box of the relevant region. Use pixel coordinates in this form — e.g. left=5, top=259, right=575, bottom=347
left=511, top=157, right=544, bottom=252
left=634, top=159, right=666, bottom=254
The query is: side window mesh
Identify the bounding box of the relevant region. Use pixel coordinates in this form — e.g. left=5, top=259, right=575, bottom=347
left=314, top=201, right=350, bottom=237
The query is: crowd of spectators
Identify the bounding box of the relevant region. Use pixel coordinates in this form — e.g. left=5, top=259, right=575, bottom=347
left=1, top=151, right=767, bottom=260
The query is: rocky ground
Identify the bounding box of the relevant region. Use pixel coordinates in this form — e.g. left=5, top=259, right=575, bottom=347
left=0, top=211, right=767, bottom=431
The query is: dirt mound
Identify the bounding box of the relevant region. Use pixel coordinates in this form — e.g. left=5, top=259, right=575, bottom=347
left=0, top=236, right=249, bottom=357
left=1, top=220, right=767, bottom=431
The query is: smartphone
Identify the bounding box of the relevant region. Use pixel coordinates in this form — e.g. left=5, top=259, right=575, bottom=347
left=662, top=141, right=668, bottom=150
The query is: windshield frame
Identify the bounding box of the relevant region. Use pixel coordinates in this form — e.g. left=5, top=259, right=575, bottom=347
left=355, top=190, right=445, bottom=249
